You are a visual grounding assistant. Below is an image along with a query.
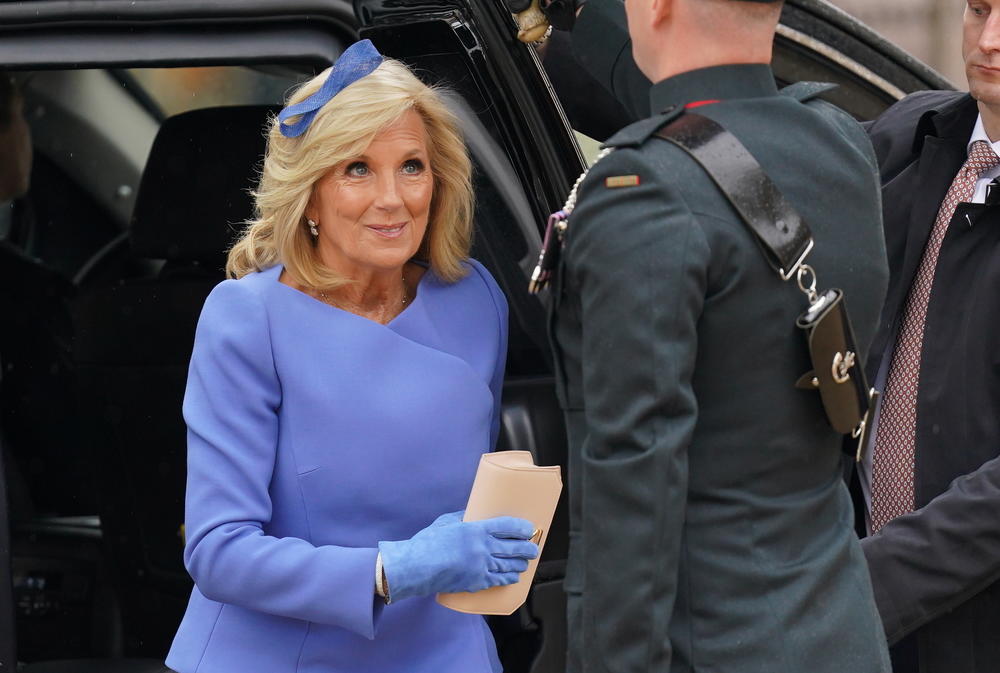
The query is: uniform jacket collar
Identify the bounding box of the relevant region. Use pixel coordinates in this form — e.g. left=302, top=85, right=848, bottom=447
left=649, top=64, right=778, bottom=114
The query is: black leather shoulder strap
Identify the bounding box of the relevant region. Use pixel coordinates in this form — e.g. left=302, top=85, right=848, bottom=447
left=654, top=113, right=813, bottom=280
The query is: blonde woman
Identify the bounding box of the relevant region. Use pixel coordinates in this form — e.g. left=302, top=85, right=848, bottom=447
left=165, top=41, right=538, bottom=673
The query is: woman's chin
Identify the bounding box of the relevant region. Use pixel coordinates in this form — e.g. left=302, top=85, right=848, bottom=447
left=361, top=248, right=421, bottom=274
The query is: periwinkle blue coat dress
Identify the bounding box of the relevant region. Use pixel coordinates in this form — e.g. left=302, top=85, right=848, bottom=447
left=165, top=259, right=508, bottom=673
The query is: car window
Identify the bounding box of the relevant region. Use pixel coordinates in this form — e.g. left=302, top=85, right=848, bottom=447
left=127, top=66, right=304, bottom=118
left=13, top=66, right=305, bottom=279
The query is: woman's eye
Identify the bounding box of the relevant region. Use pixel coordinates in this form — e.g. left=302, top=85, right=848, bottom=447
left=346, top=162, right=369, bottom=177
left=401, top=159, right=425, bottom=175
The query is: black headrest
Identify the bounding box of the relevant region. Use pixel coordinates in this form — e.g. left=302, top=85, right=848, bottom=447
left=130, top=105, right=277, bottom=262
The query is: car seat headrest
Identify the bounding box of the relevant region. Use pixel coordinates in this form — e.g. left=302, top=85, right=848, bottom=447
left=130, top=105, right=277, bottom=264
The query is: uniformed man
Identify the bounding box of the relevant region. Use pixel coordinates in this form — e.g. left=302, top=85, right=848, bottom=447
left=546, top=0, right=894, bottom=670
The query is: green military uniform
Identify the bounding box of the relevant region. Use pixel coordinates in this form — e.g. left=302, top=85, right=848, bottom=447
left=549, top=5, right=894, bottom=672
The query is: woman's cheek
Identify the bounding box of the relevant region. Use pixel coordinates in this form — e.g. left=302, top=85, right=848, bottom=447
left=410, top=175, right=434, bottom=216
left=333, top=180, right=372, bottom=219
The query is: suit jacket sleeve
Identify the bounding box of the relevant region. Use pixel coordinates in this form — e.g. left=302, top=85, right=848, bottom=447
left=572, top=0, right=652, bottom=120
left=861, top=455, right=1000, bottom=644
left=564, top=148, right=709, bottom=671
left=182, top=279, right=384, bottom=638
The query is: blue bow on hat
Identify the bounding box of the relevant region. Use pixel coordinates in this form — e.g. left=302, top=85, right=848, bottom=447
left=278, top=39, right=384, bottom=138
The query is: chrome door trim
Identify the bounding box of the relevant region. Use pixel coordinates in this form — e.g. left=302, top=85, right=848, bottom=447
left=777, top=23, right=907, bottom=101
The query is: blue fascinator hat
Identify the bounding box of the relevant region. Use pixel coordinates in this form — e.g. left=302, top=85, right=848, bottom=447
left=278, top=39, right=384, bottom=138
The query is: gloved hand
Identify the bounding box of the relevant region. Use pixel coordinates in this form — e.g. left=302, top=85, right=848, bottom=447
left=378, top=511, right=539, bottom=603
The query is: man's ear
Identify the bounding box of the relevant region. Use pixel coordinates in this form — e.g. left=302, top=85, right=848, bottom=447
left=650, top=0, right=672, bottom=26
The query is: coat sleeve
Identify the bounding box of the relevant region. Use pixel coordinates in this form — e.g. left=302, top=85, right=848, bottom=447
left=181, top=279, right=384, bottom=638
left=564, top=148, right=710, bottom=671
left=861, top=455, right=1000, bottom=645
left=469, top=259, right=510, bottom=449
left=572, top=0, right=652, bottom=121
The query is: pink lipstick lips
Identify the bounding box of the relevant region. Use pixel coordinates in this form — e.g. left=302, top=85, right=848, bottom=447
left=366, top=222, right=406, bottom=239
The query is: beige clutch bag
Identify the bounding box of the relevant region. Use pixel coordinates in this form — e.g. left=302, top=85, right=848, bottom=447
left=437, top=450, right=562, bottom=616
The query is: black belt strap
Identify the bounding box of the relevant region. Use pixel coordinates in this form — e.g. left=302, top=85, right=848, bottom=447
left=655, top=113, right=813, bottom=280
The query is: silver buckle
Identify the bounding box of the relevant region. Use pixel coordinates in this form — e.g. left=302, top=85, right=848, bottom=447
left=779, top=238, right=814, bottom=282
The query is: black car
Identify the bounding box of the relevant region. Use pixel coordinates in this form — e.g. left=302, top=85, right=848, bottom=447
left=0, top=1, right=950, bottom=671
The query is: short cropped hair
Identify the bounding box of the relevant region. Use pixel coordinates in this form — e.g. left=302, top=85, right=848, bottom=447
left=227, top=58, right=474, bottom=289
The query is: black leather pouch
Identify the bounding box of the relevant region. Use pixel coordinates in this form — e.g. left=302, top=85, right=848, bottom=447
left=795, top=289, right=872, bottom=435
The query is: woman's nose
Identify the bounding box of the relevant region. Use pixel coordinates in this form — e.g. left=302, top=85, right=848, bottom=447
left=375, top=174, right=405, bottom=211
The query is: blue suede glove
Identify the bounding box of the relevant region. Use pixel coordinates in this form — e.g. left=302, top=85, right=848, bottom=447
left=378, top=511, right=539, bottom=603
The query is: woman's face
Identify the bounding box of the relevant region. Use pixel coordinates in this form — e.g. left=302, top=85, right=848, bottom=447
left=306, top=108, right=434, bottom=278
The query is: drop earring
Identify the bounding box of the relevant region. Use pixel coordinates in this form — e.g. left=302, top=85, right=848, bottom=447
left=308, top=219, right=319, bottom=237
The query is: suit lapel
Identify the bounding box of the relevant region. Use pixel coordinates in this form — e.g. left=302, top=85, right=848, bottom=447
left=867, top=95, right=978, bottom=381
left=892, top=136, right=965, bottom=311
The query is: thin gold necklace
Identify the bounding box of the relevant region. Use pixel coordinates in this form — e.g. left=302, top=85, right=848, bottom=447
left=316, top=275, right=409, bottom=314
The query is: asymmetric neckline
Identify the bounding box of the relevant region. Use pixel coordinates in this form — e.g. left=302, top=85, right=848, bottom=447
left=270, top=262, right=433, bottom=328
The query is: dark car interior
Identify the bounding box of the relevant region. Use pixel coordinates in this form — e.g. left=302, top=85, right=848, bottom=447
left=0, top=0, right=952, bottom=671
left=71, top=104, right=286, bottom=658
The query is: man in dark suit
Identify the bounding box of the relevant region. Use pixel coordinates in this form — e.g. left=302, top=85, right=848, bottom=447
left=546, top=0, right=891, bottom=670
left=850, top=2, right=1000, bottom=671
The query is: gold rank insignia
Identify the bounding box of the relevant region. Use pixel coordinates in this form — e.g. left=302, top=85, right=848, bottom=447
left=605, top=175, right=641, bottom=188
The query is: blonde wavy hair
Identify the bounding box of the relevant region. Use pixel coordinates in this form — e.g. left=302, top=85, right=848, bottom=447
left=227, top=58, right=474, bottom=288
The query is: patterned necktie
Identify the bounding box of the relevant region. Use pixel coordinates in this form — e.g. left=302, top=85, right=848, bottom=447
left=870, top=139, right=1000, bottom=532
